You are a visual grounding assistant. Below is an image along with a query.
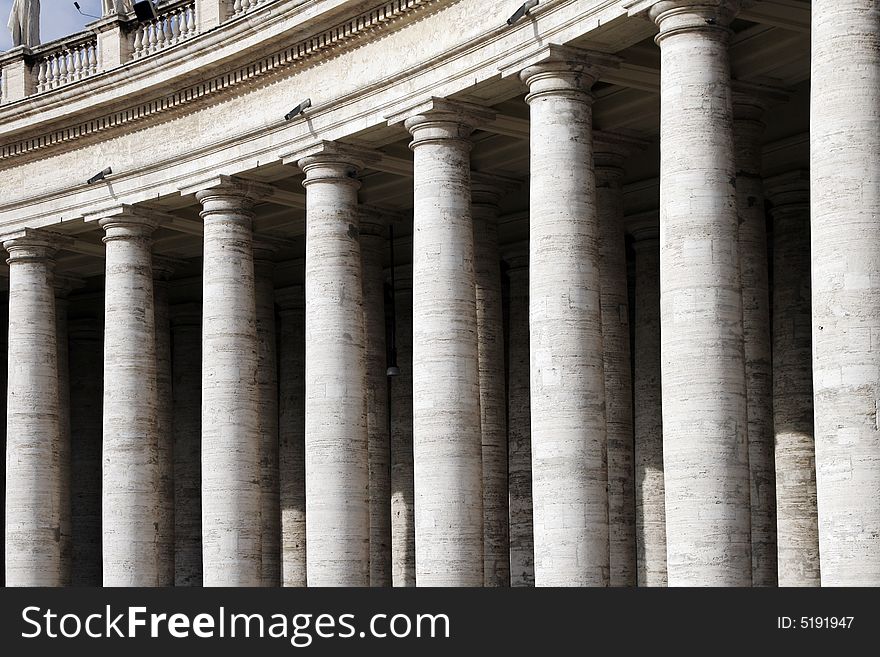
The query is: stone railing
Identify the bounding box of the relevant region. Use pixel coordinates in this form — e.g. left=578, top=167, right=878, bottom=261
left=233, top=0, right=276, bottom=14
left=131, top=0, right=199, bottom=60
left=33, top=32, right=100, bottom=94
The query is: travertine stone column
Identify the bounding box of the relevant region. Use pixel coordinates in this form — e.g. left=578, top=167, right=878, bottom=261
left=0, top=292, right=6, bottom=587
left=595, top=133, right=641, bottom=587
left=254, top=244, right=280, bottom=587
left=277, top=286, right=306, bottom=587
left=631, top=0, right=751, bottom=586
left=195, top=177, right=268, bottom=587
left=766, top=172, right=819, bottom=587
left=388, top=263, right=416, bottom=587
left=811, top=0, right=880, bottom=585
left=297, top=143, right=370, bottom=587
left=400, top=99, right=492, bottom=586
left=100, top=212, right=161, bottom=587
left=472, top=177, right=509, bottom=587
left=630, top=217, right=667, bottom=587
left=360, top=209, right=392, bottom=587
left=733, top=90, right=777, bottom=587
left=171, top=303, right=202, bottom=587
left=504, top=245, right=534, bottom=587
left=4, top=233, right=63, bottom=586
left=520, top=46, right=616, bottom=586
left=69, top=316, right=103, bottom=586
left=153, top=259, right=175, bottom=587
left=53, top=278, right=78, bottom=586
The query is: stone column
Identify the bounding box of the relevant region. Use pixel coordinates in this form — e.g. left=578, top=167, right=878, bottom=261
left=277, top=286, right=306, bottom=587
left=811, top=0, right=880, bottom=585
left=195, top=177, right=268, bottom=587
left=0, top=291, right=6, bottom=587
left=472, top=177, right=509, bottom=587
left=504, top=245, right=534, bottom=587
left=254, top=244, right=280, bottom=587
left=400, top=99, right=491, bottom=586
left=520, top=47, right=615, bottom=586
left=733, top=90, right=777, bottom=587
left=171, top=302, right=202, bottom=587
left=388, top=263, right=416, bottom=587
left=69, top=316, right=103, bottom=586
left=595, top=134, right=641, bottom=587
left=297, top=143, right=370, bottom=587
left=53, top=278, right=77, bottom=586
left=630, top=217, right=667, bottom=587
left=3, top=232, right=63, bottom=586
left=100, top=212, right=161, bottom=587
left=360, top=209, right=392, bottom=587
left=153, top=259, right=175, bottom=587
left=766, top=172, right=819, bottom=587
left=630, top=0, right=751, bottom=586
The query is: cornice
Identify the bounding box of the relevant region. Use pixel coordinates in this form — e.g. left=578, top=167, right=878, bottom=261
left=0, top=0, right=442, bottom=163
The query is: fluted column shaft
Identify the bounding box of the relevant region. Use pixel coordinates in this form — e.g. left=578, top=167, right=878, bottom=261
left=595, top=146, right=636, bottom=587
left=298, top=148, right=369, bottom=587
left=389, top=264, right=416, bottom=587
left=277, top=287, right=306, bottom=587
left=631, top=223, right=667, bottom=587
left=767, top=173, right=819, bottom=587
left=406, top=106, right=484, bottom=586
left=69, top=317, right=102, bottom=586
left=521, top=51, right=610, bottom=586
left=811, top=0, right=880, bottom=585
left=648, top=0, right=751, bottom=586
left=171, top=303, right=202, bottom=587
left=100, top=214, right=161, bottom=586
left=360, top=211, right=392, bottom=587
left=153, top=262, right=175, bottom=587
left=734, top=93, right=776, bottom=586
left=197, top=182, right=263, bottom=587
left=505, top=247, right=534, bottom=587
left=4, top=235, right=63, bottom=586
left=473, top=182, right=509, bottom=587
left=254, top=246, right=280, bottom=587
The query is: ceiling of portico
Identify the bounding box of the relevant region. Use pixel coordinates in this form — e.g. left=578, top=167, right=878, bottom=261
left=15, top=1, right=810, bottom=298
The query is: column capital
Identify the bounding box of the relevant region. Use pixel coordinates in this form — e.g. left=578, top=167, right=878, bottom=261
left=594, top=131, right=650, bottom=179
left=253, top=241, right=279, bottom=265
left=512, top=45, right=621, bottom=103
left=152, top=256, right=179, bottom=282
left=626, top=211, right=660, bottom=244
left=765, top=170, right=809, bottom=214
left=97, top=208, right=160, bottom=242
left=54, top=275, right=86, bottom=299
left=359, top=207, right=388, bottom=238
left=2, top=229, right=66, bottom=263
left=275, top=285, right=304, bottom=314
left=625, top=0, right=741, bottom=42
left=284, top=141, right=378, bottom=186
left=502, top=242, right=529, bottom=272
left=181, top=175, right=274, bottom=210
left=472, top=172, right=517, bottom=211
left=170, top=302, right=202, bottom=329
left=387, top=97, right=495, bottom=148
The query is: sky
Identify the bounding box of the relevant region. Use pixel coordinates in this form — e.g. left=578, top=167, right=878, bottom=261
left=0, top=0, right=104, bottom=51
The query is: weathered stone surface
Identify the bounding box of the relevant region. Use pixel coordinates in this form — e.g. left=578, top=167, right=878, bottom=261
left=811, top=0, right=880, bottom=586
left=277, top=286, right=306, bottom=588
left=298, top=144, right=370, bottom=587
left=767, top=171, right=819, bottom=587
left=100, top=214, right=161, bottom=587
left=472, top=179, right=509, bottom=587
left=3, top=233, right=63, bottom=586
left=648, top=0, right=752, bottom=586
left=504, top=245, right=534, bottom=588
left=521, top=48, right=612, bottom=587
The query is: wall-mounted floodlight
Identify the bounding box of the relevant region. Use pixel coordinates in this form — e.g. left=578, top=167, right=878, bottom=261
left=507, top=0, right=539, bottom=26
left=87, top=167, right=113, bottom=185
left=285, top=99, right=312, bottom=121
left=73, top=2, right=100, bottom=19
left=133, top=1, right=160, bottom=21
